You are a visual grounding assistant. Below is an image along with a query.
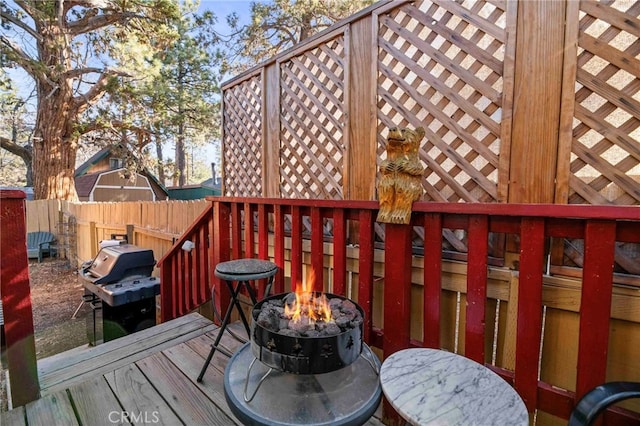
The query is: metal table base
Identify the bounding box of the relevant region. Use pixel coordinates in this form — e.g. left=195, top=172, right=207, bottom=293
left=224, top=343, right=381, bottom=426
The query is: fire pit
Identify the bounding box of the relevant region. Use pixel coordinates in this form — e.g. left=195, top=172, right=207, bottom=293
left=223, top=286, right=381, bottom=425
left=251, top=291, right=364, bottom=374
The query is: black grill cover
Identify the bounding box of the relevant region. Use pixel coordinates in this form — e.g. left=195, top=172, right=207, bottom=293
left=81, top=244, right=155, bottom=284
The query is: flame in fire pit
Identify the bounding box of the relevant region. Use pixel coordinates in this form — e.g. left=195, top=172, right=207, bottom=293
left=284, top=270, right=332, bottom=325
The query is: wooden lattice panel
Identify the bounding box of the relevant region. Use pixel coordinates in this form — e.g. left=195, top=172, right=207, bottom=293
left=279, top=36, right=346, bottom=199
left=569, top=0, right=640, bottom=205
left=377, top=0, right=508, bottom=203
left=223, top=76, right=263, bottom=197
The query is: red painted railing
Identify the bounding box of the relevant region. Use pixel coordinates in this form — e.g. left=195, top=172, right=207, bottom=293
left=158, top=197, right=640, bottom=424
left=158, top=203, right=215, bottom=321
left=0, top=190, right=40, bottom=406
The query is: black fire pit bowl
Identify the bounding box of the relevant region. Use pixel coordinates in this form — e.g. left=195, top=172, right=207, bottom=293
left=251, top=292, right=364, bottom=375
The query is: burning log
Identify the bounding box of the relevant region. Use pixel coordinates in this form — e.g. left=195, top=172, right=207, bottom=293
left=254, top=293, right=363, bottom=338
left=251, top=291, right=365, bottom=374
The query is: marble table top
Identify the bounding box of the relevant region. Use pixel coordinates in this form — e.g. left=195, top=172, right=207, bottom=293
left=380, top=348, right=528, bottom=426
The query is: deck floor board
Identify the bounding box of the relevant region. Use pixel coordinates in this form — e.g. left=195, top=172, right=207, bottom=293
left=24, top=391, right=78, bottom=426
left=2, top=312, right=385, bottom=425
left=104, top=363, right=182, bottom=425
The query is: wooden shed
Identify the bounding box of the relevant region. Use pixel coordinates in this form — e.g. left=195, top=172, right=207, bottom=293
left=74, top=146, right=168, bottom=202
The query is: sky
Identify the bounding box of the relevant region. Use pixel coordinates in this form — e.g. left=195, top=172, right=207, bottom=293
left=197, top=1, right=254, bottom=168
left=3, top=0, right=258, bottom=178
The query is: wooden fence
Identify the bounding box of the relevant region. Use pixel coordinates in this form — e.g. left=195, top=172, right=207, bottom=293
left=221, top=0, right=639, bottom=206
left=25, top=199, right=209, bottom=267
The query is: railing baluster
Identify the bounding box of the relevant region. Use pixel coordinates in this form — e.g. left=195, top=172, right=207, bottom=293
left=358, top=210, right=375, bottom=344
left=466, top=215, right=489, bottom=363
left=576, top=220, right=616, bottom=400
left=291, top=205, right=303, bottom=290
left=257, top=204, right=269, bottom=260
left=515, top=217, right=545, bottom=412
left=231, top=203, right=242, bottom=259
left=244, top=202, right=255, bottom=258
left=197, top=223, right=209, bottom=304
left=177, top=250, right=186, bottom=316
left=311, top=207, right=324, bottom=292
left=424, top=213, right=442, bottom=349
left=333, top=208, right=347, bottom=296
left=274, top=204, right=285, bottom=293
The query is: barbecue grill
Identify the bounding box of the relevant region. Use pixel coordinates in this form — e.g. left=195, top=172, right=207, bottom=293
left=80, top=243, right=160, bottom=345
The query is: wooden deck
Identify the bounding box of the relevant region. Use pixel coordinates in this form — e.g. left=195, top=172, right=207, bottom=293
left=1, top=312, right=384, bottom=425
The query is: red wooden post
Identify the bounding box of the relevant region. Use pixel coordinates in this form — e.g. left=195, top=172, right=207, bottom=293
left=310, top=207, right=324, bottom=292
left=0, top=190, right=40, bottom=406
left=274, top=205, right=286, bottom=293
left=423, top=213, right=442, bottom=348
left=257, top=204, right=269, bottom=260
left=382, top=222, right=412, bottom=426
left=291, top=206, right=303, bottom=291
left=244, top=202, right=255, bottom=258
left=257, top=204, right=269, bottom=300
left=177, top=248, right=186, bottom=316
left=465, top=215, right=489, bottom=363
left=515, top=217, right=545, bottom=412
left=197, top=222, right=209, bottom=304
left=160, top=254, right=175, bottom=321
left=231, top=203, right=242, bottom=259
left=357, top=210, right=375, bottom=343
left=185, top=246, right=194, bottom=313
left=576, top=220, right=616, bottom=400
left=212, top=201, right=231, bottom=324
left=383, top=223, right=412, bottom=357
left=332, top=208, right=347, bottom=296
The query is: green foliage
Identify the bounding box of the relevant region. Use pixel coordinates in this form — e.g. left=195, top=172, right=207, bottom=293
left=223, top=0, right=375, bottom=74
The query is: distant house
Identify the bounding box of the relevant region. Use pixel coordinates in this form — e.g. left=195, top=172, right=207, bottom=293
left=75, top=146, right=168, bottom=202
left=166, top=177, right=221, bottom=200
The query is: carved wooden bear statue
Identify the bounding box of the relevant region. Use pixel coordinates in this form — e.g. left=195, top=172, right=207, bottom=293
left=377, top=126, right=425, bottom=225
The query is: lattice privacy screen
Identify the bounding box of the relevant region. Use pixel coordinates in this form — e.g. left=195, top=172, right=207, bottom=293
left=569, top=0, right=640, bottom=205
left=223, top=75, right=263, bottom=197
left=377, top=0, right=508, bottom=203
left=279, top=36, right=346, bottom=199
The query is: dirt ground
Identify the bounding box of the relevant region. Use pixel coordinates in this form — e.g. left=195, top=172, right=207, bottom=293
left=1, top=257, right=90, bottom=411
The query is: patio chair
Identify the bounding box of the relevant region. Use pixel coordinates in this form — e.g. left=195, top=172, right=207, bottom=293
left=568, top=381, right=640, bottom=425
left=26, top=231, right=56, bottom=262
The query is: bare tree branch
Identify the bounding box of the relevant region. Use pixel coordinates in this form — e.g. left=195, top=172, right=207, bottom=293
left=63, top=67, right=109, bottom=79
left=67, top=11, right=140, bottom=35
left=0, top=135, right=32, bottom=158
left=0, top=35, right=56, bottom=88
left=0, top=9, right=42, bottom=42
left=71, top=70, right=117, bottom=113
left=79, top=119, right=153, bottom=140
left=14, top=0, right=35, bottom=18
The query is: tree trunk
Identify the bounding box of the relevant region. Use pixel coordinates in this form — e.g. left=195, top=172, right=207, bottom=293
left=32, top=96, right=79, bottom=201
left=176, top=123, right=186, bottom=187
left=155, top=133, right=166, bottom=186
left=32, top=16, right=79, bottom=201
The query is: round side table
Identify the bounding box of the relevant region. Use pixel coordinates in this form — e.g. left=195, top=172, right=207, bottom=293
left=380, top=348, right=528, bottom=426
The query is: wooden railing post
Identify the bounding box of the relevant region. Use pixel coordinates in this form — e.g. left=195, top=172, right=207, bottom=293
left=212, top=201, right=231, bottom=324
left=0, top=190, right=40, bottom=406
left=382, top=223, right=413, bottom=356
